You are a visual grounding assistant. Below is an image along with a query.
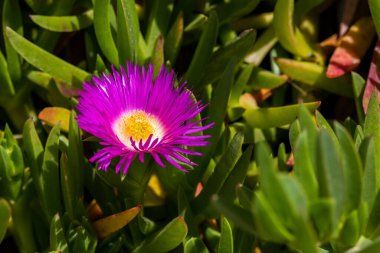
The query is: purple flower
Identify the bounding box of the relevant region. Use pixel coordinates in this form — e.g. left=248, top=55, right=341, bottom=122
left=76, top=63, right=213, bottom=173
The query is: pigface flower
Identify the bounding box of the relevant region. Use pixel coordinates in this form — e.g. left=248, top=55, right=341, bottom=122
left=76, top=63, right=213, bottom=173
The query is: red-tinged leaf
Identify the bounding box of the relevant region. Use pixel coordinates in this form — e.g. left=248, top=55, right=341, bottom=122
left=38, top=107, right=71, bottom=132
left=363, top=41, right=380, bottom=113
left=327, top=17, right=376, bottom=78
left=92, top=206, right=141, bottom=239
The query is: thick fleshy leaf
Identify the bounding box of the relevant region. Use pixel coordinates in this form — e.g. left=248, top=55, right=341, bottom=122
left=218, top=217, right=233, bottom=253
left=334, top=122, right=363, bottom=213
left=243, top=101, right=320, bottom=129
left=193, top=132, right=244, bottom=213
left=133, top=216, right=188, bottom=253
left=38, top=107, right=71, bottom=132
left=215, top=0, right=260, bottom=25
left=326, top=17, right=376, bottom=78
left=184, top=237, right=209, bottom=253
left=152, top=36, right=164, bottom=77
left=0, top=51, right=14, bottom=99
left=201, top=30, right=257, bottom=85
left=94, top=0, right=118, bottom=65
left=92, top=206, right=141, bottom=239
left=116, top=0, right=141, bottom=63
left=369, top=0, right=380, bottom=37
left=317, top=129, right=345, bottom=232
left=276, top=58, right=354, bottom=97
left=22, top=119, right=44, bottom=200
left=232, top=12, right=274, bottom=31
left=41, top=124, right=63, bottom=221
left=185, top=12, right=218, bottom=89
left=252, top=192, right=294, bottom=243
left=165, top=13, right=183, bottom=64
left=273, top=0, right=312, bottom=57
left=144, top=0, right=171, bottom=56
left=30, top=9, right=94, bottom=32
left=352, top=72, right=365, bottom=123
left=2, top=0, right=23, bottom=84
left=6, top=27, right=90, bottom=87
left=212, top=195, right=255, bottom=235
left=294, top=132, right=318, bottom=200
left=363, top=93, right=380, bottom=192
left=247, top=67, right=288, bottom=91
left=50, top=214, right=69, bottom=253
left=0, top=199, right=11, bottom=244
left=218, top=146, right=253, bottom=202
left=245, top=26, right=277, bottom=65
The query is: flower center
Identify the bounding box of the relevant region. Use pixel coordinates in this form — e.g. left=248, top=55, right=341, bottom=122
left=123, top=111, right=154, bottom=142
left=113, top=110, right=164, bottom=150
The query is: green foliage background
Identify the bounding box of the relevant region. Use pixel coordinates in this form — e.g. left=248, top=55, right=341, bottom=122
left=0, top=0, right=380, bottom=252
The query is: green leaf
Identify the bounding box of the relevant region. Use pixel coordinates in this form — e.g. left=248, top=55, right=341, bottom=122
left=184, top=14, right=207, bottom=32
left=276, top=58, right=354, bottom=97
left=133, top=216, right=188, bottom=253
left=360, top=137, right=377, bottom=213
left=117, top=0, right=140, bottom=63
left=201, top=30, right=257, bottom=85
left=67, top=111, right=84, bottom=209
left=218, top=217, right=233, bottom=253
left=363, top=93, right=380, bottom=191
left=93, top=206, right=141, bottom=239
left=334, top=122, right=363, bottom=213
left=184, top=237, right=209, bottom=253
left=252, top=191, right=294, bottom=243
left=185, top=11, right=218, bottom=89
left=50, top=214, right=69, bottom=253
left=310, top=198, right=335, bottom=241
left=30, top=9, right=93, bottom=32
left=352, top=72, right=365, bottom=124
left=245, top=26, right=278, bottom=65
left=42, top=124, right=63, bottom=221
left=346, top=237, right=380, bottom=253
left=218, top=145, right=253, bottom=202
left=68, top=218, right=97, bottom=253
left=193, top=132, right=244, bottom=213
left=212, top=195, right=255, bottom=235
left=192, top=60, right=235, bottom=176
left=243, top=101, right=320, bottom=129
left=145, top=0, right=172, bottom=56
left=273, top=0, right=312, bottom=57
left=165, top=13, right=184, bottom=64
left=317, top=129, right=345, bottom=232
left=0, top=51, right=14, bottom=99
left=255, top=142, right=303, bottom=231
left=215, top=0, right=260, bottom=25
left=338, top=211, right=361, bottom=248
left=294, top=132, right=318, bottom=200
left=2, top=0, right=23, bottom=84
left=94, top=0, right=119, bottom=65
left=369, top=0, right=380, bottom=37
left=5, top=27, right=90, bottom=88
left=366, top=191, right=380, bottom=238
left=152, top=36, right=164, bottom=77
left=246, top=67, right=288, bottom=91
left=22, top=119, right=44, bottom=198
left=0, top=199, right=11, bottom=243
left=229, top=64, right=254, bottom=107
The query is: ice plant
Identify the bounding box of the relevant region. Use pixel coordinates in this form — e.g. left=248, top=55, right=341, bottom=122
left=76, top=63, right=213, bottom=173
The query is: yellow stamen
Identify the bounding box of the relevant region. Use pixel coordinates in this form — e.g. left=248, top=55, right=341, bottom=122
left=122, top=111, right=154, bottom=142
